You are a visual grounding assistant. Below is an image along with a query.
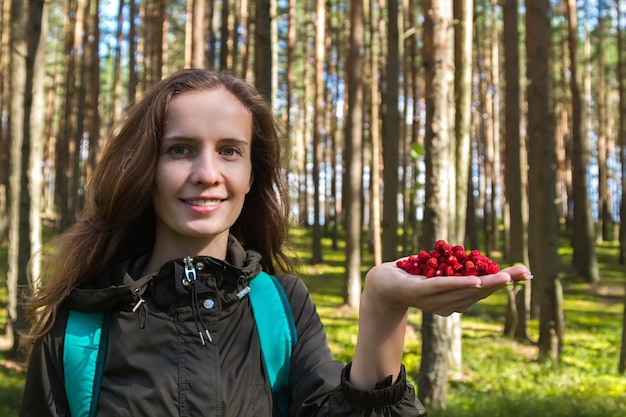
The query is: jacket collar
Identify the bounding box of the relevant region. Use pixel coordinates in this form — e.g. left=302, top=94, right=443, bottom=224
left=65, top=235, right=263, bottom=311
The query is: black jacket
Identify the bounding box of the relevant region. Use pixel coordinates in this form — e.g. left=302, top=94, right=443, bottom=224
left=20, top=236, right=427, bottom=416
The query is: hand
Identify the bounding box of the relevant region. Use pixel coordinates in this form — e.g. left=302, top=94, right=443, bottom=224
left=363, top=261, right=532, bottom=317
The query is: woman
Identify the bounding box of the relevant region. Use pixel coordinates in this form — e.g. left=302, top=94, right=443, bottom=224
left=20, top=69, right=531, bottom=416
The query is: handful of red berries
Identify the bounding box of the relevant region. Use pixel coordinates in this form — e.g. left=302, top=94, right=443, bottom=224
left=396, top=239, right=500, bottom=277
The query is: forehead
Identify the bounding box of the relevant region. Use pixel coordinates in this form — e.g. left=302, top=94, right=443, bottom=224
left=164, top=88, right=252, bottom=138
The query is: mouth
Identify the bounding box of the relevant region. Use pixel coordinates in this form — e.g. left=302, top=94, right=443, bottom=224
left=183, top=199, right=223, bottom=207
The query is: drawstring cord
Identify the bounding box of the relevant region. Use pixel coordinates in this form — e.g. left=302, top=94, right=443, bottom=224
left=130, top=260, right=150, bottom=330
left=132, top=288, right=149, bottom=329
left=184, top=257, right=213, bottom=345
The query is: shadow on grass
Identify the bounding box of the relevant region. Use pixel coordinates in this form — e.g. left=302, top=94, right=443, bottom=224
left=0, top=354, right=25, bottom=417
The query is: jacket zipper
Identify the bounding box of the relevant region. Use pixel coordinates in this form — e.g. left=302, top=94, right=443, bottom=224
left=184, top=256, right=213, bottom=345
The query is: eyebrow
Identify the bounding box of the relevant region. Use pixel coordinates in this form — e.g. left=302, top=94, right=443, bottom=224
left=161, top=135, right=250, bottom=145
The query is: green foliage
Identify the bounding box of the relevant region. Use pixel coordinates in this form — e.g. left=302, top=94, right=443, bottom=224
left=1, top=228, right=625, bottom=416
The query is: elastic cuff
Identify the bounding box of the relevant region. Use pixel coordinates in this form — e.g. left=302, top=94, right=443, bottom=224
left=340, top=362, right=408, bottom=407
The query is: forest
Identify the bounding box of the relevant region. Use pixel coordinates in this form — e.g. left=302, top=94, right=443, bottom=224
left=0, top=0, right=625, bottom=413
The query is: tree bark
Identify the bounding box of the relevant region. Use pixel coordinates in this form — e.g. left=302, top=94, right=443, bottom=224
left=502, top=0, right=530, bottom=340
left=565, top=0, right=600, bottom=284
left=6, top=0, right=46, bottom=358
left=253, top=0, right=272, bottom=103
left=367, top=0, right=382, bottom=266
left=343, top=0, right=364, bottom=309
left=311, top=0, right=325, bottom=264
left=616, top=0, right=626, bottom=375
left=381, top=0, right=400, bottom=262
left=525, top=0, right=564, bottom=362
left=419, top=0, right=454, bottom=408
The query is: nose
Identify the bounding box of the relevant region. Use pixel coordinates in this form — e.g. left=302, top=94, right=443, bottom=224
left=190, top=151, right=221, bottom=185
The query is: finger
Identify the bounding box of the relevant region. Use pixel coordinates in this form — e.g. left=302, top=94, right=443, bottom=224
left=500, top=265, right=533, bottom=282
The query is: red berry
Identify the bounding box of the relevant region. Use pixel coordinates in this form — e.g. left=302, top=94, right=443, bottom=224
left=426, top=257, right=439, bottom=269
left=468, top=250, right=482, bottom=259
left=434, top=239, right=449, bottom=252
left=399, top=240, right=500, bottom=278
left=487, top=263, right=500, bottom=274
left=417, top=251, right=430, bottom=264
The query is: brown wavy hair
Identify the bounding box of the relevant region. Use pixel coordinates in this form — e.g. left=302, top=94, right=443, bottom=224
left=23, top=69, right=294, bottom=344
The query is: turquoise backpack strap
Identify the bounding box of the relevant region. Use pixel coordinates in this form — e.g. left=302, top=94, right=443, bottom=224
left=63, top=309, right=110, bottom=417
left=248, top=271, right=298, bottom=417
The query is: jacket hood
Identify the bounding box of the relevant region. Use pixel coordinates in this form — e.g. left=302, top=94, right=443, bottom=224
left=64, top=235, right=263, bottom=312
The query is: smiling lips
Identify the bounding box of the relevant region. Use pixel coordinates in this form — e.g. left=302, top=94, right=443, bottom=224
left=183, top=198, right=223, bottom=207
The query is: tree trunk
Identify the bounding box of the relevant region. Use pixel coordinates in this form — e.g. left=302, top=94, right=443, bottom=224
left=449, top=0, right=474, bottom=382
left=253, top=0, right=272, bottom=103
left=502, top=0, right=530, bottom=340
left=452, top=0, right=472, bottom=246
left=419, top=0, right=454, bottom=409
left=381, top=0, right=400, bottom=262
left=616, top=0, right=626, bottom=375
left=127, top=0, right=138, bottom=105
left=311, top=0, right=325, bottom=264
left=55, top=0, right=78, bottom=230
left=367, top=0, right=382, bottom=266
left=595, top=5, right=611, bottom=242
left=565, top=0, right=600, bottom=284
left=6, top=0, right=46, bottom=358
left=193, top=0, right=207, bottom=68
left=0, top=0, right=11, bottom=244
left=525, top=0, right=564, bottom=362
left=343, top=0, right=364, bottom=309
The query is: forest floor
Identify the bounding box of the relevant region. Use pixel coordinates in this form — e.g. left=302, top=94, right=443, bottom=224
left=1, top=226, right=625, bottom=416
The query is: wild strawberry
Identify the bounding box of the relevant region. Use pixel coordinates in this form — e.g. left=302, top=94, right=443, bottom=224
left=417, top=251, right=431, bottom=263
left=468, top=250, right=482, bottom=260
left=426, top=257, right=439, bottom=269
left=434, top=239, right=449, bottom=252
left=397, top=240, right=501, bottom=277
left=487, top=263, right=500, bottom=274
left=453, top=250, right=467, bottom=262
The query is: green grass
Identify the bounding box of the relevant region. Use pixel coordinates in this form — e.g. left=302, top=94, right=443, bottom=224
left=1, top=226, right=625, bottom=416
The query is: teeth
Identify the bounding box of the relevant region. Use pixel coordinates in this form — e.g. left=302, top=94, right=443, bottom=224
left=186, top=199, right=220, bottom=207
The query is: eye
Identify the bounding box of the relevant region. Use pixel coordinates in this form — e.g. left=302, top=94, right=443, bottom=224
left=220, top=146, right=241, bottom=158
left=169, top=144, right=191, bottom=156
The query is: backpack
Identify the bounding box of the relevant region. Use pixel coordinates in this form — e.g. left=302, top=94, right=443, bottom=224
left=63, top=271, right=297, bottom=417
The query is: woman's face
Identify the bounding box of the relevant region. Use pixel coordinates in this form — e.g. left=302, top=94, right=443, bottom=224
left=151, top=88, right=253, bottom=258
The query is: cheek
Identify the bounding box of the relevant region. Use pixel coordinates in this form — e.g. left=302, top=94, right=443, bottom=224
left=154, top=162, right=182, bottom=193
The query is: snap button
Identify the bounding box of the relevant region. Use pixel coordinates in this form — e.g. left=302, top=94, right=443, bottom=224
left=202, top=298, right=215, bottom=310
left=196, top=262, right=205, bottom=270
